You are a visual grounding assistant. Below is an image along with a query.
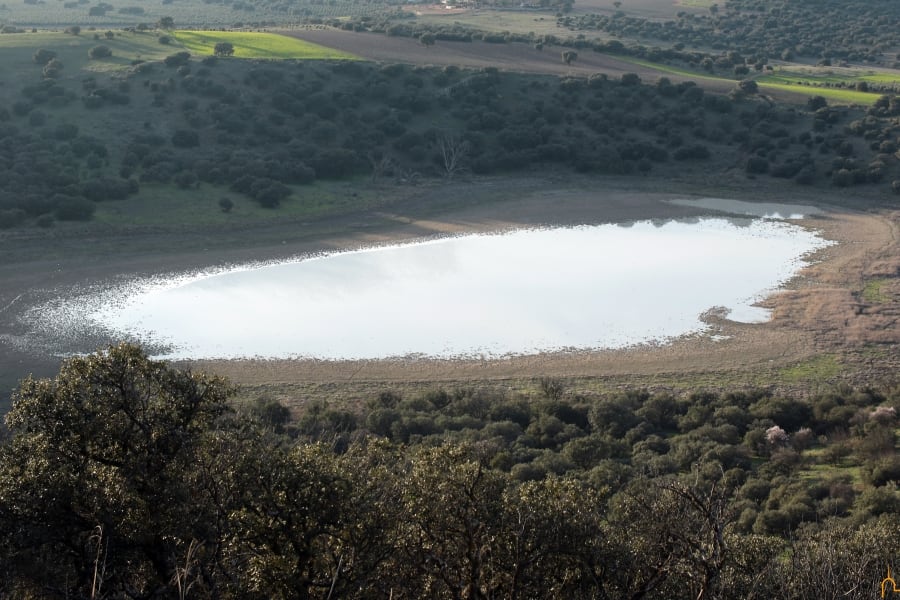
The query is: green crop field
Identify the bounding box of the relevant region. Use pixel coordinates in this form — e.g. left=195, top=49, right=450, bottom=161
left=172, top=30, right=358, bottom=60
left=760, top=66, right=900, bottom=88
left=756, top=65, right=900, bottom=105
left=615, top=56, right=729, bottom=82
left=756, top=80, right=878, bottom=105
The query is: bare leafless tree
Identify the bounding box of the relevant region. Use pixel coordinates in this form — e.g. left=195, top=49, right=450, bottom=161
left=368, top=152, right=395, bottom=183
left=436, top=133, right=470, bottom=179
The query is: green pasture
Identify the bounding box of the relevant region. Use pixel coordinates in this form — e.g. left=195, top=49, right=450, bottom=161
left=416, top=11, right=561, bottom=36
left=615, top=55, right=728, bottom=82
left=760, top=66, right=900, bottom=88
left=92, top=182, right=380, bottom=228
left=0, top=30, right=356, bottom=70
left=756, top=66, right=900, bottom=105
left=616, top=56, right=883, bottom=105
left=756, top=81, right=878, bottom=105
left=676, top=0, right=716, bottom=8
left=171, top=30, right=358, bottom=59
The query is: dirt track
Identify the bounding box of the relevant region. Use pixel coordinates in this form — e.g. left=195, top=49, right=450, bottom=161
left=281, top=28, right=738, bottom=93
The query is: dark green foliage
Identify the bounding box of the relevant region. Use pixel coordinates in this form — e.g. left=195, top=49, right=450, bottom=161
left=214, top=41, right=235, bottom=57
left=88, top=45, right=112, bottom=59
left=171, top=129, right=199, bottom=148
left=0, top=346, right=885, bottom=600
left=0, top=53, right=896, bottom=231
left=746, top=155, right=769, bottom=174
left=32, top=48, right=56, bottom=65
left=164, top=51, right=191, bottom=67
left=53, top=195, right=95, bottom=220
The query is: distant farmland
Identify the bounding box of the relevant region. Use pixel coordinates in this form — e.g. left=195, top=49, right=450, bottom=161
left=172, top=31, right=358, bottom=60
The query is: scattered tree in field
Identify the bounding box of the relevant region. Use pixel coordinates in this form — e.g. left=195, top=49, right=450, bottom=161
left=164, top=51, right=191, bottom=67
left=32, top=48, right=56, bottom=65
left=807, top=95, right=828, bottom=111
left=42, top=58, right=63, bottom=78
left=418, top=32, right=435, bottom=47
left=214, top=41, right=235, bottom=57
left=562, top=50, right=577, bottom=65
left=64, top=24, right=81, bottom=35
left=88, top=45, right=112, bottom=59
left=436, top=132, right=470, bottom=179
left=218, top=197, right=234, bottom=212
left=171, top=129, right=199, bottom=148
left=621, top=72, right=641, bottom=85
left=737, top=79, right=759, bottom=94
left=157, top=15, right=174, bottom=29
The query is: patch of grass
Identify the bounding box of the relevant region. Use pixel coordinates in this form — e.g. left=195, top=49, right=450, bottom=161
left=676, top=0, right=716, bottom=8
left=171, top=30, right=358, bottom=59
left=417, top=11, right=561, bottom=36
left=614, top=56, right=729, bottom=82
left=0, top=31, right=182, bottom=74
left=797, top=459, right=864, bottom=485
left=92, top=181, right=382, bottom=228
left=756, top=81, right=878, bottom=105
left=760, top=66, right=900, bottom=88
left=779, top=354, right=842, bottom=383
left=862, top=279, right=890, bottom=303
left=755, top=66, right=899, bottom=105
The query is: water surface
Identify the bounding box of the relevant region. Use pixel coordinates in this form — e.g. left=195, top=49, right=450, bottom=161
left=75, top=217, right=830, bottom=360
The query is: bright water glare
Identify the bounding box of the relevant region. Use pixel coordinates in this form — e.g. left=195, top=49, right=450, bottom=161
left=77, top=216, right=831, bottom=360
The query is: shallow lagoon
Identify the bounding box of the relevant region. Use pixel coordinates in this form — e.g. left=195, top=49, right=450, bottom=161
left=78, top=213, right=831, bottom=360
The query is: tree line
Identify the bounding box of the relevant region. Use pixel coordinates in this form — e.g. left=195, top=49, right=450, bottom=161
left=3, top=52, right=900, bottom=229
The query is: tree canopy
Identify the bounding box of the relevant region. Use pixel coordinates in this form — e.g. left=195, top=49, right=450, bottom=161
left=0, top=345, right=896, bottom=598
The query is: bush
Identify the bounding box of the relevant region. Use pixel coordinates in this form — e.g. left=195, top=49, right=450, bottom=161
left=171, top=130, right=199, bottom=148
left=0, top=208, right=27, bottom=229
left=673, top=144, right=710, bottom=160
left=746, top=156, right=769, bottom=174
left=32, top=48, right=56, bottom=65
left=88, top=45, right=112, bottom=59
left=54, top=196, right=95, bottom=221
left=164, top=52, right=191, bottom=67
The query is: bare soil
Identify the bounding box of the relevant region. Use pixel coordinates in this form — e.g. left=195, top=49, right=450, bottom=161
left=281, top=28, right=737, bottom=92
left=1, top=176, right=897, bottom=410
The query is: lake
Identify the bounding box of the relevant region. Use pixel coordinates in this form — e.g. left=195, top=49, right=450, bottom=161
left=51, top=205, right=830, bottom=361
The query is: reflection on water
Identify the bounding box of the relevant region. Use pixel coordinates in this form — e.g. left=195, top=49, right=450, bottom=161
left=666, top=198, right=824, bottom=219
left=74, top=216, right=832, bottom=360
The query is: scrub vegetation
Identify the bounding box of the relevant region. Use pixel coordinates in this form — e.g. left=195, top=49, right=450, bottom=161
left=0, top=345, right=897, bottom=598
left=2, top=35, right=900, bottom=231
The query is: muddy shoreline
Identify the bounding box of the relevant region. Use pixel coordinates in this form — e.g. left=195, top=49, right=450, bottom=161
left=1, top=176, right=897, bottom=408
